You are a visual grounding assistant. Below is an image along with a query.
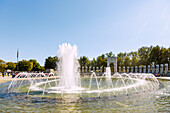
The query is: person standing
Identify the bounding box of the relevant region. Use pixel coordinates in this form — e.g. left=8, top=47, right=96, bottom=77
left=12, top=72, right=15, bottom=78
left=2, top=71, right=5, bottom=77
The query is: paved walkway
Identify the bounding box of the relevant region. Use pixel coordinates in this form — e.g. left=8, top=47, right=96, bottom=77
left=0, top=77, right=13, bottom=84
left=156, top=77, right=170, bottom=80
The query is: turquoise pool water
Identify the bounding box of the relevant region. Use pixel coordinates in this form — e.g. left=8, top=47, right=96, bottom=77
left=0, top=80, right=169, bottom=112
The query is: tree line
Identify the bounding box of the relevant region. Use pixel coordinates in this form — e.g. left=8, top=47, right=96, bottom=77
left=39, top=45, right=170, bottom=72
left=0, top=59, right=45, bottom=72
left=78, top=45, right=169, bottom=72
left=0, top=45, right=169, bottom=72
left=79, top=45, right=169, bottom=71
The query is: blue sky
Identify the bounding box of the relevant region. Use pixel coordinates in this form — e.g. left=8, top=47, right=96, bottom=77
left=0, top=0, right=170, bottom=65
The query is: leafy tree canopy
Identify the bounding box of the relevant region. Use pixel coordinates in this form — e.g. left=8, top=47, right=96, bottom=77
left=29, top=59, right=41, bottom=71
left=18, top=60, right=33, bottom=71
left=44, top=56, right=59, bottom=70
left=6, top=62, right=16, bottom=71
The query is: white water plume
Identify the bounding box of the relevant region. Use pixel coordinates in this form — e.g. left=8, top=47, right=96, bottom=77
left=58, top=43, right=81, bottom=90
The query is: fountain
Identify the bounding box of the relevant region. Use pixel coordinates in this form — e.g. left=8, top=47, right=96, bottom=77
left=105, top=67, right=111, bottom=78
left=48, top=43, right=83, bottom=94
left=7, top=43, right=160, bottom=102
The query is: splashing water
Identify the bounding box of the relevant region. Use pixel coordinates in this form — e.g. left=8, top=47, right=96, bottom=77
left=7, top=43, right=160, bottom=101
left=58, top=43, right=81, bottom=90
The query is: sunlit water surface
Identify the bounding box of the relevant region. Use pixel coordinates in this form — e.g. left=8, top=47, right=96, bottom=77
left=0, top=80, right=169, bottom=113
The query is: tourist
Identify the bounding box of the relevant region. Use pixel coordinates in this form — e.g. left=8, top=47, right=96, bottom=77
left=12, top=72, right=15, bottom=78
left=7, top=72, right=10, bottom=77
left=2, top=71, right=5, bottom=77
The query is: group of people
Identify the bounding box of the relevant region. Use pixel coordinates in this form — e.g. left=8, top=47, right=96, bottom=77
left=0, top=71, right=18, bottom=78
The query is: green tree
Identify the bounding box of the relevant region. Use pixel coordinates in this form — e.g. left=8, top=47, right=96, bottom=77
left=79, top=56, right=90, bottom=67
left=131, top=56, right=138, bottom=66
left=18, top=60, right=33, bottom=71
left=105, top=52, right=115, bottom=58
left=128, top=51, right=138, bottom=58
left=44, top=56, right=59, bottom=70
left=124, top=56, right=131, bottom=67
left=0, top=59, right=5, bottom=64
left=138, top=46, right=151, bottom=65
left=117, top=52, right=127, bottom=61
left=100, top=54, right=107, bottom=60
left=0, top=59, right=7, bottom=72
left=90, top=58, right=97, bottom=67
left=149, top=45, right=160, bottom=64
left=96, top=56, right=107, bottom=67
left=40, top=66, right=45, bottom=72
left=117, top=57, right=123, bottom=67
left=29, top=59, right=41, bottom=71
left=159, top=47, right=170, bottom=64
left=13, top=63, right=18, bottom=71
left=6, top=62, right=16, bottom=71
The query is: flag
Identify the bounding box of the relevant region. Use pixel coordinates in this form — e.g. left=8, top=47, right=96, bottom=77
left=17, top=49, right=19, bottom=58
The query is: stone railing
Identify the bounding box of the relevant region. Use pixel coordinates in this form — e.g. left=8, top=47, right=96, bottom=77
left=80, top=63, right=169, bottom=74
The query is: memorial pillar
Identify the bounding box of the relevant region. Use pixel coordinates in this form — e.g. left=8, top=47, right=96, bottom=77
left=165, top=64, right=168, bottom=74
left=100, top=66, right=103, bottom=72
left=160, top=64, right=163, bottom=74
left=131, top=66, right=133, bottom=73
left=152, top=63, right=155, bottom=73
left=148, top=65, right=150, bottom=73
left=135, top=66, right=138, bottom=73
left=143, top=66, right=146, bottom=73
left=93, top=67, right=95, bottom=72
left=89, top=66, right=91, bottom=72
left=82, top=67, right=84, bottom=73
left=127, top=66, right=129, bottom=73
left=139, top=66, right=142, bottom=73
left=96, top=67, right=99, bottom=73
left=156, top=64, right=159, bottom=74
left=119, top=67, right=121, bottom=73
left=123, top=66, right=125, bottom=73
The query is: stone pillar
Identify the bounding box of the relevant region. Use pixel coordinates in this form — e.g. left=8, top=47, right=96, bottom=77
left=89, top=66, right=91, bottom=72
left=135, top=66, right=138, bottom=73
left=93, top=67, right=95, bottom=72
left=152, top=64, right=155, bottom=73
left=82, top=67, right=84, bottom=73
left=127, top=66, right=129, bottom=73
left=119, top=66, right=121, bottom=73
left=100, top=66, right=103, bottom=72
left=165, top=64, right=168, bottom=74
left=85, top=67, right=88, bottom=73
left=160, top=64, right=163, bottom=74
left=96, top=67, right=99, bottom=73
left=104, top=67, right=106, bottom=72
left=131, top=66, right=133, bottom=73
left=114, top=57, right=117, bottom=73
left=148, top=65, right=150, bottom=73
left=139, top=66, right=142, bottom=73
left=156, top=65, right=159, bottom=74
left=123, top=66, right=125, bottom=73
left=143, top=66, right=146, bottom=73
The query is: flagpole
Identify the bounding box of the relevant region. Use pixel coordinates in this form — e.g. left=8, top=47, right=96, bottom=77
left=17, top=48, right=19, bottom=71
